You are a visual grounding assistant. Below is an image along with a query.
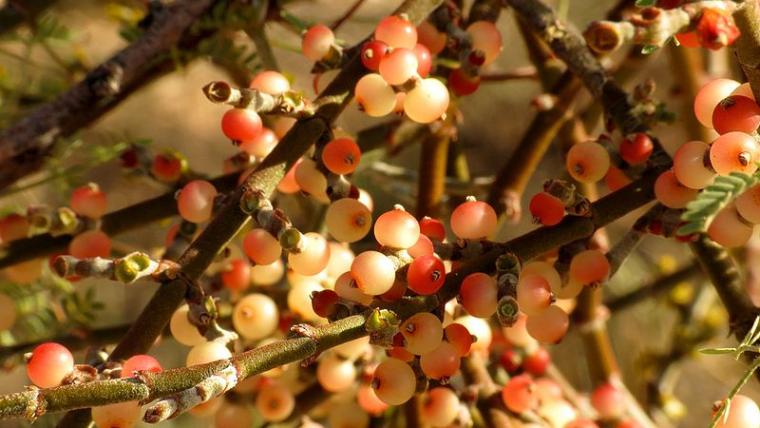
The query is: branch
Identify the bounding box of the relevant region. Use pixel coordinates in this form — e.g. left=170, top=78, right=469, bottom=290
left=734, top=1, right=760, bottom=105
left=0, top=0, right=56, bottom=34
left=416, top=123, right=451, bottom=218
left=605, top=263, right=701, bottom=312
left=0, top=0, right=220, bottom=190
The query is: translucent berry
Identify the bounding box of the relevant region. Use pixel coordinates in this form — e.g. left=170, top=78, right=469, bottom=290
left=355, top=74, right=396, bottom=117
left=413, top=43, right=432, bottom=77
left=455, top=315, right=492, bottom=351
left=736, top=184, right=760, bottom=223
left=567, top=141, right=610, bottom=183
left=326, top=242, right=354, bottom=279
left=655, top=170, right=698, bottom=209
left=243, top=228, right=282, bottom=265
left=69, top=230, right=111, bottom=258
left=517, top=274, right=553, bottom=315
left=325, top=198, right=371, bottom=243
left=673, top=141, right=716, bottom=189
left=417, top=21, right=447, bottom=55
left=177, top=180, right=217, bottom=223
left=302, top=24, right=335, bottom=61
left=569, top=249, right=610, bottom=287
left=714, top=394, right=760, bottom=428
left=221, top=108, right=262, bottom=142
left=501, top=374, right=537, bottom=413
left=466, top=21, right=502, bottom=66
left=374, top=207, right=420, bottom=248
left=526, top=305, right=569, bottom=343
left=419, top=216, right=446, bottom=240
left=408, top=234, right=434, bottom=258
left=317, top=353, right=356, bottom=392
left=400, top=312, right=443, bottom=355
left=591, top=383, right=625, bottom=419
left=420, top=387, right=460, bottom=427
left=294, top=158, right=328, bottom=202
left=239, top=128, right=278, bottom=158
left=251, top=259, right=284, bottom=286
left=91, top=401, right=141, bottom=428
left=708, top=203, right=754, bottom=248
left=420, top=341, right=460, bottom=379
left=255, top=381, right=295, bottom=422
left=70, top=183, right=107, bottom=219
left=221, top=258, right=251, bottom=291
left=375, top=15, right=417, bottom=49
left=334, top=271, right=373, bottom=305
left=450, top=199, right=497, bottom=239
left=372, top=358, right=416, bottom=405
left=361, top=40, right=389, bottom=71
left=379, top=47, right=418, bottom=85
left=619, top=133, right=654, bottom=165
left=27, top=342, right=74, bottom=388
left=529, top=192, right=565, bottom=226
left=250, top=70, right=290, bottom=95
left=170, top=304, right=205, bottom=346
left=459, top=272, right=498, bottom=318
left=351, top=251, right=396, bottom=295
left=694, top=78, right=740, bottom=128
left=151, top=152, right=184, bottom=182
left=712, top=95, right=760, bottom=134
left=121, top=355, right=162, bottom=378
left=445, top=323, right=473, bottom=356
left=404, top=78, right=449, bottom=124
left=288, top=232, right=330, bottom=275
left=186, top=340, right=231, bottom=366
left=407, top=254, right=446, bottom=295
left=322, top=137, right=361, bottom=175
left=709, top=132, right=759, bottom=175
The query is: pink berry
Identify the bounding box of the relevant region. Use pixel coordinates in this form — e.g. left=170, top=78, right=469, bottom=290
left=526, top=305, right=569, bottom=343
left=673, top=141, right=716, bottom=189
left=177, top=180, right=218, bottom=223
left=459, top=272, right=498, bottom=318
left=466, top=21, right=502, bottom=66
left=69, top=230, right=111, bottom=258
left=375, top=15, right=417, bottom=49
left=694, top=78, right=740, bottom=128
left=709, top=132, right=760, bottom=175
left=517, top=274, right=553, bottom=315
left=239, top=128, right=278, bottom=158
left=591, top=383, right=625, bottom=419
left=567, top=141, right=610, bottom=183
left=221, top=258, right=251, bottom=291
left=501, top=374, right=537, bottom=413
left=221, top=108, right=263, bottom=142
left=413, top=43, right=432, bottom=77
left=444, top=323, right=473, bottom=356
left=243, top=228, right=282, bottom=265
left=70, top=183, right=107, bottom=219
left=379, top=47, right=419, bottom=85
left=404, top=78, right=450, bottom=123
left=26, top=342, right=74, bottom=388
left=655, top=170, right=698, bottom=209
left=250, top=70, right=290, bottom=95
left=374, top=207, right=420, bottom=249
left=302, top=24, right=335, bottom=61
left=569, top=249, right=610, bottom=287
left=407, top=234, right=434, bottom=258
left=121, top=354, right=162, bottom=378
left=450, top=199, right=497, bottom=240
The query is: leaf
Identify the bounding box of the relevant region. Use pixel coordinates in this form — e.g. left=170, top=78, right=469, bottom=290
left=641, top=45, right=658, bottom=55
left=678, top=172, right=760, bottom=236
left=635, top=0, right=656, bottom=6
left=699, top=347, right=737, bottom=355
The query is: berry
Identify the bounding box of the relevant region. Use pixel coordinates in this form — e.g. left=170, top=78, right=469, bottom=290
left=449, top=68, right=481, bottom=96
left=294, top=158, right=329, bottom=202
left=375, top=16, right=417, bottom=49
left=374, top=207, right=420, bottom=248
left=673, top=141, right=716, bottom=189
left=696, top=8, right=740, bottom=50
left=450, top=199, right=497, bottom=239
left=526, top=305, right=569, bottom=343
left=325, top=198, right=372, bottom=243
left=732, top=82, right=756, bottom=100
left=26, top=342, right=74, bottom=388
left=121, top=355, right=162, bottom=378
left=288, top=232, right=330, bottom=275
left=351, top=251, right=396, bottom=295
left=675, top=31, right=700, bottom=48
left=186, top=340, right=231, bottom=366
left=517, top=273, right=553, bottom=315
left=255, top=381, right=295, bottom=422
left=334, top=271, right=373, bottom=305
left=400, top=312, right=443, bottom=355
left=523, top=347, right=550, bottom=376
left=250, top=70, right=290, bottom=95
left=322, top=137, right=361, bottom=175
left=243, top=228, right=282, bottom=265
left=444, top=323, right=473, bottom=356
left=251, top=259, right=284, bottom=286
left=566, top=141, right=610, bottom=183
left=500, top=348, right=523, bottom=373
left=529, top=192, right=565, bottom=226
left=326, top=242, right=354, bottom=278
left=407, top=254, right=446, bottom=295
left=569, top=249, right=610, bottom=287
left=170, top=304, right=206, bottom=346
left=232, top=293, right=280, bottom=340
left=466, top=21, right=502, bottom=66
left=591, top=383, right=625, bottom=419
left=379, top=47, right=418, bottom=85
left=712, top=96, right=760, bottom=134
left=221, top=108, right=263, bottom=142
left=239, top=128, right=278, bottom=158
left=407, top=234, right=434, bottom=258
left=151, top=152, right=185, bottom=182
left=605, top=166, right=632, bottom=192
left=419, top=216, right=446, bottom=240
left=707, top=202, right=754, bottom=248
left=736, top=184, right=760, bottom=223
left=521, top=261, right=562, bottom=295
left=501, top=374, right=537, bottom=413
left=311, top=289, right=339, bottom=318
left=709, top=132, right=760, bottom=175
left=221, top=258, right=251, bottom=291
left=70, top=183, right=107, bottom=219
left=404, top=78, right=450, bottom=123
left=619, top=133, right=654, bottom=165
left=69, top=230, right=111, bottom=259
left=177, top=180, right=217, bottom=223
left=654, top=170, right=698, bottom=209
left=0, top=214, right=28, bottom=243
left=714, top=394, right=760, bottom=428
left=317, top=353, right=357, bottom=392
left=277, top=160, right=301, bottom=194
left=372, top=358, right=416, bottom=405
left=91, top=402, right=141, bottom=428
left=694, top=79, right=740, bottom=128
left=455, top=315, right=493, bottom=351
left=355, top=74, right=396, bottom=117
left=420, top=341, right=460, bottom=379
left=413, top=43, right=432, bottom=77
left=417, top=21, right=447, bottom=54
left=361, top=40, right=389, bottom=71
left=420, top=387, right=460, bottom=427
left=459, top=272, right=498, bottom=318
left=288, top=281, right=323, bottom=321
left=302, top=24, right=335, bottom=61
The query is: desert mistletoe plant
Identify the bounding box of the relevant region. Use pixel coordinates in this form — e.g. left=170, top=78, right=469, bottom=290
left=0, top=0, right=758, bottom=427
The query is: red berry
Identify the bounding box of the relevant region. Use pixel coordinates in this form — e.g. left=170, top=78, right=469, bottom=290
left=619, top=133, right=654, bottom=165
left=449, top=69, right=480, bottom=96
left=674, top=31, right=700, bottom=48
left=151, top=152, right=185, bottom=182
left=221, top=108, right=263, bottom=142
left=522, top=347, right=550, bottom=376
left=361, top=40, right=389, bottom=71
left=419, top=217, right=446, bottom=240
left=444, top=323, right=473, bottom=356
left=322, top=137, right=362, bottom=175
left=70, top=183, right=108, bottom=219
left=711, top=95, right=760, bottom=135
left=27, top=342, right=74, bottom=388
left=499, top=348, right=522, bottom=374
left=407, top=254, right=446, bottom=295
left=696, top=8, right=740, bottom=50
left=413, top=43, right=432, bottom=77
left=220, top=259, right=251, bottom=291
left=121, top=355, right=162, bottom=378
left=119, top=148, right=139, bottom=168
left=311, top=289, right=340, bottom=318
left=529, top=192, right=565, bottom=226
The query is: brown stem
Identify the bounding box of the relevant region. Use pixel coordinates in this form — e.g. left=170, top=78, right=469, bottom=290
left=460, top=353, right=517, bottom=428
left=0, top=0, right=56, bottom=34
left=416, top=125, right=451, bottom=218
left=605, top=263, right=702, bottom=312
left=731, top=2, right=760, bottom=100
left=331, top=0, right=367, bottom=31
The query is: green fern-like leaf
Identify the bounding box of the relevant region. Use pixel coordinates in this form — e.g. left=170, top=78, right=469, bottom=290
left=677, top=172, right=759, bottom=236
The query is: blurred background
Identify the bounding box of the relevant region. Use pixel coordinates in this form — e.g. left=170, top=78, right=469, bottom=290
left=0, top=0, right=757, bottom=427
